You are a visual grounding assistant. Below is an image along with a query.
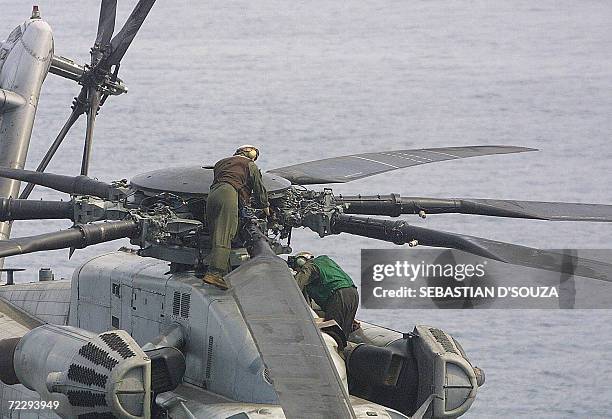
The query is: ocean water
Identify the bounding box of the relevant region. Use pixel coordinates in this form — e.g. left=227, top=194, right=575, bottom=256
left=1, top=1, right=612, bottom=417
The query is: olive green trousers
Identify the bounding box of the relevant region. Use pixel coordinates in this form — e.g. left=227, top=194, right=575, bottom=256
left=324, top=287, right=359, bottom=339
left=206, top=183, right=238, bottom=274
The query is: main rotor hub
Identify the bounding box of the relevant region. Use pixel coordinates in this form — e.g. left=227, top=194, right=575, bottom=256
left=130, top=166, right=291, bottom=198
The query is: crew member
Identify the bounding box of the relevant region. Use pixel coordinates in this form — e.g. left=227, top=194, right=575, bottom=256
left=203, top=145, right=270, bottom=289
left=292, top=252, right=359, bottom=339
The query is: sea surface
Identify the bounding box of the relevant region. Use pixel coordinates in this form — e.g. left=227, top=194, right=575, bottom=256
left=1, top=1, right=612, bottom=417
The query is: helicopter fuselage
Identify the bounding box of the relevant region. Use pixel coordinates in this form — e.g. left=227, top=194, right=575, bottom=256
left=0, top=249, right=421, bottom=418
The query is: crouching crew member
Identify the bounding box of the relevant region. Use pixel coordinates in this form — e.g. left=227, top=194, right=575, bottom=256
left=292, top=252, right=359, bottom=339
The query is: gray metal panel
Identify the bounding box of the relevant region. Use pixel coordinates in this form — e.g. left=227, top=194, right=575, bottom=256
left=0, top=281, right=70, bottom=326
left=71, top=250, right=169, bottom=334
left=226, top=252, right=356, bottom=419
left=123, top=257, right=170, bottom=345
left=120, top=282, right=133, bottom=333
left=203, top=296, right=278, bottom=404
left=168, top=383, right=286, bottom=419
left=268, top=145, right=536, bottom=184
left=130, top=287, right=163, bottom=344
left=167, top=384, right=404, bottom=418
left=166, top=274, right=209, bottom=389
left=0, top=307, right=31, bottom=338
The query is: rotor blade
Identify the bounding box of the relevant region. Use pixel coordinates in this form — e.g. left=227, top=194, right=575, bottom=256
left=337, top=194, right=612, bottom=222
left=268, top=145, right=536, bottom=185
left=225, top=222, right=356, bottom=419
left=95, top=0, right=117, bottom=47
left=0, top=198, right=73, bottom=221
left=0, top=220, right=136, bottom=258
left=0, top=167, right=119, bottom=200
left=81, top=88, right=101, bottom=176
left=104, top=0, right=156, bottom=67
left=19, top=87, right=88, bottom=199
left=332, top=214, right=612, bottom=282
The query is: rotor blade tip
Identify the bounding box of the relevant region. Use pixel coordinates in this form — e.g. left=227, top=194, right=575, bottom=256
left=491, top=145, right=538, bottom=152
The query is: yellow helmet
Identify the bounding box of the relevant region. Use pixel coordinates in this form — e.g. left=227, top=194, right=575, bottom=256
left=235, top=144, right=260, bottom=161
left=295, top=251, right=314, bottom=267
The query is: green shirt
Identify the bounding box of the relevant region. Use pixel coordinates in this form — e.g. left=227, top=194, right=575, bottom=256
left=294, top=255, right=355, bottom=309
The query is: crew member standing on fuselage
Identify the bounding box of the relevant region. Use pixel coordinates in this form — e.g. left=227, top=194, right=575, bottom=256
left=203, top=145, right=270, bottom=289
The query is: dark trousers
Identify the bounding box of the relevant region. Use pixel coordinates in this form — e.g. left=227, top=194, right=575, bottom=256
left=324, top=287, right=359, bottom=339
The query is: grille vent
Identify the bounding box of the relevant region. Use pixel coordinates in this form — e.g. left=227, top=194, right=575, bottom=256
left=172, top=291, right=191, bottom=319
left=206, top=336, right=214, bottom=379
left=68, top=364, right=107, bottom=388
left=100, top=333, right=136, bottom=359
left=67, top=390, right=107, bottom=407
left=180, top=293, right=191, bottom=318
left=429, top=327, right=457, bottom=354
left=172, top=292, right=181, bottom=316
left=78, top=343, right=118, bottom=370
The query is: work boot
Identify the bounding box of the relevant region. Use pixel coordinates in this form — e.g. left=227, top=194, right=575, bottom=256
left=202, top=272, right=229, bottom=290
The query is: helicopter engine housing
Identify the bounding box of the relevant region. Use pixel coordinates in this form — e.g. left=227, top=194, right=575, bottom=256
left=5, top=324, right=151, bottom=418
left=346, top=324, right=482, bottom=418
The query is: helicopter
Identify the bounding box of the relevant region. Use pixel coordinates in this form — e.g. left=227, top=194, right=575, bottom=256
left=2, top=2, right=612, bottom=419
